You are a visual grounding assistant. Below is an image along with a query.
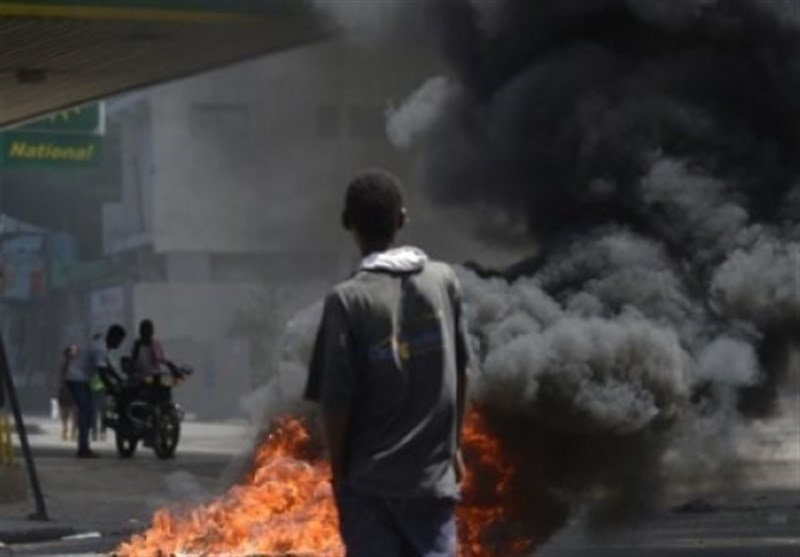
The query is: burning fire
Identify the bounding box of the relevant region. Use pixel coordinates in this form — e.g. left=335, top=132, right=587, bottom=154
left=116, top=409, right=533, bottom=556
left=459, top=410, right=535, bottom=557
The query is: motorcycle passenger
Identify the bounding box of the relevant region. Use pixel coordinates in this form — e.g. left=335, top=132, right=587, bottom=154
left=126, top=319, right=175, bottom=449
left=130, top=319, right=167, bottom=382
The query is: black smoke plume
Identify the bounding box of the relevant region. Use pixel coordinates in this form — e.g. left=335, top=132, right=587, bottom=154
left=382, top=0, right=800, bottom=549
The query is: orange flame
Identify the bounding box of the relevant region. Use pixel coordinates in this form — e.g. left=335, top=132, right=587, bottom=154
left=116, top=410, right=533, bottom=557
left=459, top=409, right=535, bottom=557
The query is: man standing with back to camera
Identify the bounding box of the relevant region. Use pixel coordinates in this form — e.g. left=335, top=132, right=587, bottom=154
left=305, top=169, right=471, bottom=557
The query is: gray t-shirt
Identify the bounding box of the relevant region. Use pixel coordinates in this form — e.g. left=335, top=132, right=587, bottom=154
left=305, top=253, right=470, bottom=499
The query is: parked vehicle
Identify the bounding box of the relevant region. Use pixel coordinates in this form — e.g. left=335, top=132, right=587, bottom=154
left=104, top=361, right=192, bottom=459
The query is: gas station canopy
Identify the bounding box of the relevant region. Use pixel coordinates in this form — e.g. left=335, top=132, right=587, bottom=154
left=0, top=1, right=328, bottom=127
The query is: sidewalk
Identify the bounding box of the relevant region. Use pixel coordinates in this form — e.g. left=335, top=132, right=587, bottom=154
left=0, top=415, right=255, bottom=547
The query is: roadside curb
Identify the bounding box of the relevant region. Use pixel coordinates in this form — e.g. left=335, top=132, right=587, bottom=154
left=0, top=524, right=77, bottom=545
left=0, top=528, right=141, bottom=555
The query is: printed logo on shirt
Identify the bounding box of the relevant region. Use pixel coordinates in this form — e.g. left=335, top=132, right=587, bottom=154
left=368, top=328, right=443, bottom=364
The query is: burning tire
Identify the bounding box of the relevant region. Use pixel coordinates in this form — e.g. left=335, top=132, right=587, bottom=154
left=116, top=431, right=139, bottom=458
left=152, top=406, right=180, bottom=460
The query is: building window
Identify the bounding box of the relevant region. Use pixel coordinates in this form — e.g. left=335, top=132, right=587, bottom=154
left=189, top=104, right=249, bottom=144
left=347, top=105, right=385, bottom=141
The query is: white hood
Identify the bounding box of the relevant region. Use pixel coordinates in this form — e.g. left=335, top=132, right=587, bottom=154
left=360, top=246, right=429, bottom=273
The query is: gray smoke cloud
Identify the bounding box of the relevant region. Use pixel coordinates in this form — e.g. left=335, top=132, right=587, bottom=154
left=712, top=239, right=800, bottom=328
left=310, top=0, right=429, bottom=43
left=310, top=0, right=406, bottom=34
left=240, top=301, right=323, bottom=423
left=387, top=76, right=457, bottom=149
left=480, top=313, right=687, bottom=434
left=233, top=302, right=324, bottom=482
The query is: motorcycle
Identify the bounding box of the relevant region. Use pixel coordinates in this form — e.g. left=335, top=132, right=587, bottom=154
left=103, top=360, right=193, bottom=459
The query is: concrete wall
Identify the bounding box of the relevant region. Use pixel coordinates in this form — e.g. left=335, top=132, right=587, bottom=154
left=98, top=37, right=510, bottom=419
left=103, top=100, right=155, bottom=254
left=142, top=38, right=482, bottom=260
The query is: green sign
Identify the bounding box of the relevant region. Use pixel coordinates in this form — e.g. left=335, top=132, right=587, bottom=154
left=1, top=132, right=102, bottom=167
left=0, top=103, right=103, bottom=167
left=19, top=105, right=102, bottom=134
left=50, top=259, right=112, bottom=288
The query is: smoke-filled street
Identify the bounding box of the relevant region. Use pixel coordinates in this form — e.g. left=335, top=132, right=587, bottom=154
left=2, top=0, right=799, bottom=556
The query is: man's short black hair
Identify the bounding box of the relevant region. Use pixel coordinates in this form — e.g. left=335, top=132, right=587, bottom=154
left=106, top=324, right=126, bottom=346
left=342, top=169, right=405, bottom=243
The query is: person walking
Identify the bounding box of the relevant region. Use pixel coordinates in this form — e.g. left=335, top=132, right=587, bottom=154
left=57, top=345, right=78, bottom=441
left=304, top=170, right=471, bottom=557
left=65, top=338, right=96, bottom=458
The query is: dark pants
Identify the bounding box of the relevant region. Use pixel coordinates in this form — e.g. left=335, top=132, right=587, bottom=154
left=91, top=391, right=106, bottom=437
left=66, top=381, right=93, bottom=453
left=335, top=488, right=457, bottom=557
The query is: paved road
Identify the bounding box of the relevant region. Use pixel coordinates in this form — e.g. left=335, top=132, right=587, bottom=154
left=1, top=413, right=798, bottom=556
left=1, top=415, right=256, bottom=555
left=536, top=486, right=800, bottom=557
left=536, top=411, right=800, bottom=557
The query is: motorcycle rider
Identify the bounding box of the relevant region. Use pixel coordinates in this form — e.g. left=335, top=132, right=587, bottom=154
left=96, top=325, right=127, bottom=391
left=94, top=325, right=127, bottom=434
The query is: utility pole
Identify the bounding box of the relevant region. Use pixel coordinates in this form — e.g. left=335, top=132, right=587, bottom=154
left=0, top=334, right=48, bottom=521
